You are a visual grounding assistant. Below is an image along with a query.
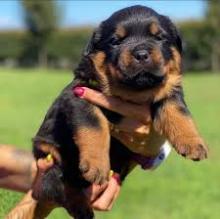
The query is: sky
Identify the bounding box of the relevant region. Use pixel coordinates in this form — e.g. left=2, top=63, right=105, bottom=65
left=0, top=0, right=206, bottom=30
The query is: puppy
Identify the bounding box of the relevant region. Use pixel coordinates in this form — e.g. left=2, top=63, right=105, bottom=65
left=27, top=5, right=208, bottom=219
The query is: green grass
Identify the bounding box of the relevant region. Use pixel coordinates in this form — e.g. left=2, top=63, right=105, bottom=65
left=0, top=68, right=220, bottom=219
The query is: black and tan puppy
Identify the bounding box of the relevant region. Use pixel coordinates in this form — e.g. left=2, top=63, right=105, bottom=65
left=29, top=5, right=208, bottom=219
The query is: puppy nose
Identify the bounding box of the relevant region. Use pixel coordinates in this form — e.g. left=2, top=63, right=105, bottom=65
left=133, top=50, right=149, bottom=62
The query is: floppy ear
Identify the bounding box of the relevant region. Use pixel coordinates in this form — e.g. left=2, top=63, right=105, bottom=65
left=159, top=15, right=183, bottom=54
left=175, top=32, right=183, bottom=54
left=170, top=23, right=183, bottom=54
left=83, top=26, right=102, bottom=56
left=75, top=25, right=103, bottom=79
left=74, top=55, right=96, bottom=80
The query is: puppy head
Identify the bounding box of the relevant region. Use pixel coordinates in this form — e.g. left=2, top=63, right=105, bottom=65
left=76, top=5, right=182, bottom=98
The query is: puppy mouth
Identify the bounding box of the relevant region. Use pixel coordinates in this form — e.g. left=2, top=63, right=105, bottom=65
left=119, top=70, right=165, bottom=90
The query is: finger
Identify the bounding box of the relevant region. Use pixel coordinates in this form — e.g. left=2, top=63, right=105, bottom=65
left=37, top=158, right=54, bottom=172
left=106, top=174, right=121, bottom=210
left=92, top=174, right=121, bottom=211
left=36, top=144, right=61, bottom=164
left=74, top=87, right=151, bottom=124
left=107, top=186, right=121, bottom=211
left=85, top=183, right=108, bottom=202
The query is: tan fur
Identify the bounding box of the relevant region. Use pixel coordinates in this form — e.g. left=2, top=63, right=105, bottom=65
left=91, top=46, right=207, bottom=161
left=154, top=101, right=208, bottom=160
left=73, top=107, right=110, bottom=184
left=112, top=124, right=165, bottom=157
left=36, top=144, right=61, bottom=164
left=115, top=25, right=127, bottom=38
left=151, top=48, right=163, bottom=65
left=91, top=52, right=110, bottom=91
left=149, top=22, right=159, bottom=35
left=8, top=11, right=207, bottom=219
left=91, top=47, right=182, bottom=103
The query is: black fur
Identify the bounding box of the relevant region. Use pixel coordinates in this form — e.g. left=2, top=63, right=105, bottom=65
left=33, top=5, right=185, bottom=219
left=151, top=87, right=190, bottom=121
left=76, top=5, right=182, bottom=89
left=33, top=81, right=131, bottom=218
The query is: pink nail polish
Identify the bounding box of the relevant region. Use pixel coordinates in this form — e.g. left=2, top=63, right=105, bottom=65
left=112, top=173, right=121, bottom=185
left=73, top=87, right=85, bottom=97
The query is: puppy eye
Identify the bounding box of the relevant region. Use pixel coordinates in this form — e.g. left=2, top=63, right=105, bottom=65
left=110, top=37, right=121, bottom=46
left=156, top=28, right=168, bottom=41
left=155, top=33, right=163, bottom=41
left=153, top=31, right=167, bottom=41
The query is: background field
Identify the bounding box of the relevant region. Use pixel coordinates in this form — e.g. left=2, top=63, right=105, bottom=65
left=0, top=68, right=219, bottom=219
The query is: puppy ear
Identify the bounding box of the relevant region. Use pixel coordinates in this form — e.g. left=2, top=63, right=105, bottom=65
left=83, top=27, right=102, bottom=56
left=75, top=26, right=102, bottom=79
left=171, top=23, right=183, bottom=54
left=175, top=32, right=182, bottom=54
left=159, top=15, right=182, bottom=54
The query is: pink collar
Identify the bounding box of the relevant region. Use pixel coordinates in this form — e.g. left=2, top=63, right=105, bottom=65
left=132, top=153, right=160, bottom=169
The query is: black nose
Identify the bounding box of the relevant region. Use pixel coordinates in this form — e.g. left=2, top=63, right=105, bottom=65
left=133, top=50, right=149, bottom=62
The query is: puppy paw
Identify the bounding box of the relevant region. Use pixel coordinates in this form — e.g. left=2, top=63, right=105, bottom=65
left=174, top=138, right=208, bottom=161
left=79, top=155, right=110, bottom=184
left=32, top=166, right=65, bottom=202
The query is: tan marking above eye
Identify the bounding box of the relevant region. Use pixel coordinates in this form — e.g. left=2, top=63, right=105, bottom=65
left=115, top=25, right=127, bottom=38
left=149, top=22, right=160, bottom=35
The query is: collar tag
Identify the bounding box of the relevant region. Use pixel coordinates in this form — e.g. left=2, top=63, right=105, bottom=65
left=132, top=141, right=171, bottom=170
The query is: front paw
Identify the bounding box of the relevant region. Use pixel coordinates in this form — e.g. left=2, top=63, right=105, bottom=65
left=174, top=138, right=208, bottom=161
left=32, top=166, right=65, bottom=202
left=79, top=155, right=110, bottom=184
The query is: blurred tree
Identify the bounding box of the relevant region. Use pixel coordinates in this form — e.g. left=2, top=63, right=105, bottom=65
left=206, top=0, right=220, bottom=72
left=178, top=21, right=211, bottom=72
left=21, top=0, right=58, bottom=67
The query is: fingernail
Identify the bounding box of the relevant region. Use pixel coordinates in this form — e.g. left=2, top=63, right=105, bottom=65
left=46, top=154, right=53, bottom=162
left=73, top=87, right=85, bottom=97
left=112, top=173, right=121, bottom=185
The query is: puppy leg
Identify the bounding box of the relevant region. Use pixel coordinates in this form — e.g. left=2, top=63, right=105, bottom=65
left=74, top=107, right=110, bottom=184
left=63, top=185, right=94, bottom=219
left=32, top=144, right=65, bottom=204
left=153, top=100, right=208, bottom=161
left=32, top=201, right=56, bottom=219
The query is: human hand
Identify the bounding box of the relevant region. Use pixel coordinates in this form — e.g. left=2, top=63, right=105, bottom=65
left=85, top=173, right=121, bottom=211
left=73, top=86, right=151, bottom=127
left=73, top=87, right=152, bottom=148
left=37, top=158, right=121, bottom=211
